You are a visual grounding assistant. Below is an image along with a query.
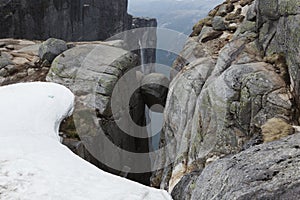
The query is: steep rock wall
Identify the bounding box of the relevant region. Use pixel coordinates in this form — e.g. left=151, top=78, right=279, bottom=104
left=0, top=0, right=132, bottom=41
left=151, top=0, right=300, bottom=199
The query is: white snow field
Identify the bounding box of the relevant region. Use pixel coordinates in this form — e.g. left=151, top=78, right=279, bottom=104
left=0, top=82, right=172, bottom=200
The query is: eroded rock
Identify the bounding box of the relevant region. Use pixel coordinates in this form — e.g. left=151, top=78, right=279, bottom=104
left=141, top=73, right=170, bottom=112
left=152, top=0, right=298, bottom=196
left=39, top=38, right=68, bottom=63
left=46, top=43, right=152, bottom=185
left=191, top=133, right=300, bottom=200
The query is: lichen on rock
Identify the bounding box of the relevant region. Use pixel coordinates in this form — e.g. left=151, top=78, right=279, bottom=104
left=151, top=0, right=300, bottom=198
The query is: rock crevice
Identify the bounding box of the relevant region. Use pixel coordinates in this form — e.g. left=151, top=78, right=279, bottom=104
left=151, top=0, right=300, bottom=199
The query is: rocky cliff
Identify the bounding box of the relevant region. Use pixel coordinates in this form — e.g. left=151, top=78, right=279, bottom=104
left=0, top=0, right=158, bottom=185
left=45, top=40, right=152, bottom=185
left=0, top=38, right=153, bottom=185
left=0, top=0, right=158, bottom=78
left=1, top=0, right=300, bottom=198
left=0, top=0, right=131, bottom=41
left=151, top=0, right=300, bottom=199
left=132, top=17, right=158, bottom=67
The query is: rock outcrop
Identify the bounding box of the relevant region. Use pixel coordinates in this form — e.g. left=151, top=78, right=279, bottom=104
left=0, top=38, right=47, bottom=85
left=132, top=17, right=158, bottom=29
left=151, top=0, right=300, bottom=198
left=0, top=0, right=132, bottom=41
left=131, top=17, right=158, bottom=69
left=190, top=133, right=300, bottom=200
left=0, top=39, right=126, bottom=86
left=38, top=38, right=67, bottom=63
left=256, top=0, right=300, bottom=109
left=46, top=42, right=152, bottom=185
left=0, top=0, right=158, bottom=81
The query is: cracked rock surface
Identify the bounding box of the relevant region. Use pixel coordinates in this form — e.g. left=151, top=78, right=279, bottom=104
left=191, top=133, right=300, bottom=200
left=46, top=43, right=152, bottom=185
left=151, top=0, right=300, bottom=199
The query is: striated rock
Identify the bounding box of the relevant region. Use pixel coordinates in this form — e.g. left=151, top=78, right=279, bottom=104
left=130, top=17, right=157, bottom=71
left=0, top=0, right=132, bottom=41
left=191, top=133, right=300, bottom=200
left=198, top=27, right=223, bottom=43
left=0, top=39, right=50, bottom=86
left=239, top=20, right=257, bottom=34
left=152, top=0, right=299, bottom=196
left=38, top=38, right=67, bottom=63
left=256, top=0, right=300, bottom=106
left=171, top=171, right=202, bottom=200
left=12, top=57, right=29, bottom=65
left=156, top=57, right=294, bottom=191
left=1, top=52, right=13, bottom=60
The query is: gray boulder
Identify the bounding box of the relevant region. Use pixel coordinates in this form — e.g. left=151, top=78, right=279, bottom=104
left=191, top=133, right=300, bottom=200
left=171, top=171, right=202, bottom=200
left=212, top=16, right=227, bottom=31
left=0, top=68, right=8, bottom=77
left=0, top=55, right=13, bottom=69
left=141, top=73, right=170, bottom=112
left=39, top=38, right=67, bottom=63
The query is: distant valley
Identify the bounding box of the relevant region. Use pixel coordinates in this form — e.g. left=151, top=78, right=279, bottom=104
left=128, top=0, right=224, bottom=34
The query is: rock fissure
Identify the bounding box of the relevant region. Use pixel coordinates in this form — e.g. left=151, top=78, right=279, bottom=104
left=151, top=0, right=300, bottom=198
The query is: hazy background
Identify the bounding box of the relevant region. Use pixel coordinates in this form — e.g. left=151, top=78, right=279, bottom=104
left=128, top=0, right=224, bottom=34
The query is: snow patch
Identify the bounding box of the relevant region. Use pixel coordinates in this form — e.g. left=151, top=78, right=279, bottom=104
left=0, top=82, right=172, bottom=200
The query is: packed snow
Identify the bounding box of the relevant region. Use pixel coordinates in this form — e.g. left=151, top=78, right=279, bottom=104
left=0, top=82, right=172, bottom=200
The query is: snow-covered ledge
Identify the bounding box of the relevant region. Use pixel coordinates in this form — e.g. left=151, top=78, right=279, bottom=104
left=0, top=82, right=171, bottom=200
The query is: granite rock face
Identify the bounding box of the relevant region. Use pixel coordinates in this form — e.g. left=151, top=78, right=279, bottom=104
left=0, top=0, right=132, bottom=41
left=46, top=43, right=153, bottom=184
left=256, top=0, right=300, bottom=108
left=191, top=133, right=300, bottom=200
left=151, top=0, right=300, bottom=198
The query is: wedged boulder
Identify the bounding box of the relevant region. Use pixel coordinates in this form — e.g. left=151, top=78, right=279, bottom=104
left=39, top=38, right=67, bottom=63
left=141, top=73, right=170, bottom=112
left=46, top=43, right=152, bottom=185
left=191, top=133, right=300, bottom=200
